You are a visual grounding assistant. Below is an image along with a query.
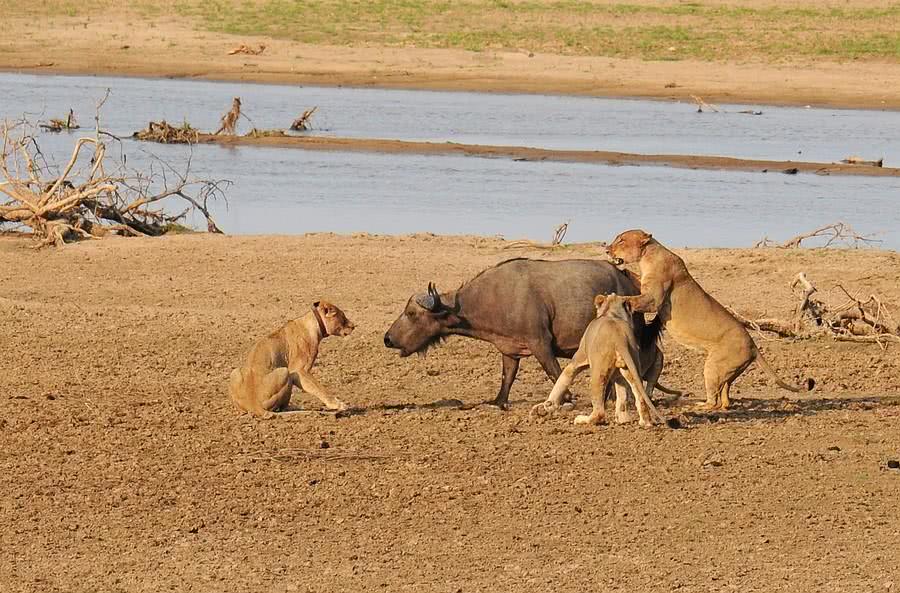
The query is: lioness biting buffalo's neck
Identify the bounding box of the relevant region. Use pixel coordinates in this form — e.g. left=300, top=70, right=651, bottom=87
left=607, top=229, right=812, bottom=410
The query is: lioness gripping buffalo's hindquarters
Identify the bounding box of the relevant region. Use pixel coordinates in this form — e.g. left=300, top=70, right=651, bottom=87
left=383, top=258, right=679, bottom=408
left=532, top=294, right=665, bottom=426
left=607, top=229, right=813, bottom=409
left=229, top=301, right=355, bottom=417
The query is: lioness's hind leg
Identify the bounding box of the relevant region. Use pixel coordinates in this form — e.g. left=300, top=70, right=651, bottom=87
left=260, top=367, right=293, bottom=412
left=617, top=364, right=649, bottom=426
left=229, top=368, right=247, bottom=411
left=702, top=348, right=752, bottom=410
left=575, top=369, right=611, bottom=426
left=612, top=377, right=633, bottom=424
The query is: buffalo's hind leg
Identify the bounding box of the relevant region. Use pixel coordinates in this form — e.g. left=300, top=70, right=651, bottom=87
left=488, top=355, right=520, bottom=410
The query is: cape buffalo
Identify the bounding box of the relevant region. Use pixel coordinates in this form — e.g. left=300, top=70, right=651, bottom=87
left=383, top=258, right=652, bottom=408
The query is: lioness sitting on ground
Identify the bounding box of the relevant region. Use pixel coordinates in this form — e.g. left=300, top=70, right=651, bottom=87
left=607, top=229, right=813, bottom=410
left=532, top=293, right=665, bottom=427
left=229, top=301, right=355, bottom=417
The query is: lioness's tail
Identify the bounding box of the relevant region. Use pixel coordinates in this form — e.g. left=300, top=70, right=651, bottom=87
left=754, top=349, right=815, bottom=393
left=621, top=348, right=666, bottom=425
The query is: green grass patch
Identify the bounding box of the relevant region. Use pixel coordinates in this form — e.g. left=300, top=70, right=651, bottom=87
left=6, top=0, right=900, bottom=62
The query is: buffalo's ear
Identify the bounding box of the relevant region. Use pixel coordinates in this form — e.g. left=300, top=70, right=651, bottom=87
left=415, top=292, right=437, bottom=311
left=415, top=282, right=443, bottom=312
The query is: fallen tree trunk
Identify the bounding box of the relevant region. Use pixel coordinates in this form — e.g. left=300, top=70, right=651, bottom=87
left=733, top=272, right=900, bottom=349
left=2, top=112, right=228, bottom=246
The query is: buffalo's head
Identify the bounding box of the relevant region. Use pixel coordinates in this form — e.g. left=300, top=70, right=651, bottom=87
left=384, top=283, right=458, bottom=357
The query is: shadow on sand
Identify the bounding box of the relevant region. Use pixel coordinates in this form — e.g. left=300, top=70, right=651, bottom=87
left=676, top=394, right=900, bottom=427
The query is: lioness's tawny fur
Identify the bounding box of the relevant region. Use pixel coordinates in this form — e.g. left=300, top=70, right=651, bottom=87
left=531, top=294, right=665, bottom=426
left=229, top=301, right=355, bottom=417
left=607, top=229, right=812, bottom=409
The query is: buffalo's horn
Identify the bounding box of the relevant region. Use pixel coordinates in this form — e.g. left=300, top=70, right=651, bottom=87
left=429, top=283, right=441, bottom=303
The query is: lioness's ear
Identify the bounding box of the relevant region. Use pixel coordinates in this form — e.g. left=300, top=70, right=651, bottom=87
left=640, top=231, right=653, bottom=246
left=594, top=294, right=607, bottom=308
left=622, top=299, right=633, bottom=313
left=313, top=301, right=321, bottom=309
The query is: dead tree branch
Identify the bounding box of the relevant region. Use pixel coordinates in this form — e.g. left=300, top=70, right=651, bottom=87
left=215, top=97, right=242, bottom=136
left=690, top=95, right=719, bottom=113
left=733, top=272, right=900, bottom=349
left=1, top=108, right=228, bottom=246
left=133, top=121, right=201, bottom=144
left=39, top=109, right=79, bottom=133
left=290, top=107, right=318, bottom=131
left=754, top=222, right=881, bottom=249
left=503, top=221, right=571, bottom=251
left=228, top=43, right=266, bottom=56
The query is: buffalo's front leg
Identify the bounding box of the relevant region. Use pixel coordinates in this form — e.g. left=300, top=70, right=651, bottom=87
left=489, top=355, right=520, bottom=409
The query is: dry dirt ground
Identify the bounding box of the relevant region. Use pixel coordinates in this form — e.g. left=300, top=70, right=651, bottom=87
left=1, top=233, right=899, bottom=592
left=3, top=6, right=900, bottom=110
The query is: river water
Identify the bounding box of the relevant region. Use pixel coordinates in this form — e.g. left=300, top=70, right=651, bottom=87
left=0, top=73, right=897, bottom=248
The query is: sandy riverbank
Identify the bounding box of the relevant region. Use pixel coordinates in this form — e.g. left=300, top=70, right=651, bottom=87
left=4, top=15, right=900, bottom=110
left=2, top=233, right=899, bottom=591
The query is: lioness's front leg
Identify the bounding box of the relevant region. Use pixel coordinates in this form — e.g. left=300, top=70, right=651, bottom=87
left=293, top=369, right=348, bottom=411
left=530, top=356, right=588, bottom=417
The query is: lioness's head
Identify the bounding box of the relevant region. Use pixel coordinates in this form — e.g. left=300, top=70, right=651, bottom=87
left=594, top=292, right=632, bottom=320
left=314, top=300, right=356, bottom=337
left=607, top=229, right=653, bottom=266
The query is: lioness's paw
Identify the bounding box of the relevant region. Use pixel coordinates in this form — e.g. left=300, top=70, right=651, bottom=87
left=529, top=401, right=556, bottom=418
left=573, top=414, right=592, bottom=425
left=615, top=411, right=634, bottom=424
left=329, top=399, right=349, bottom=412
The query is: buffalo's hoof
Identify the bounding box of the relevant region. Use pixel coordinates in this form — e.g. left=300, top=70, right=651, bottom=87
left=487, top=398, right=511, bottom=411
left=559, top=401, right=576, bottom=412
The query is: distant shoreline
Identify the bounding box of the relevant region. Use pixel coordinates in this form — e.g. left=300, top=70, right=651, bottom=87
left=170, top=133, right=898, bottom=178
